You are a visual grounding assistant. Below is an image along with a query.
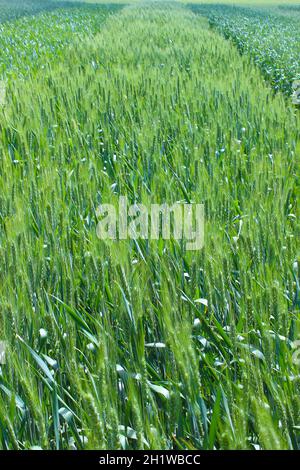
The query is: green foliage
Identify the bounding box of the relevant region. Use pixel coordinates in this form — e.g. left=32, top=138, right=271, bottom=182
left=0, top=2, right=299, bottom=450
left=0, top=0, right=89, bottom=23
left=189, top=3, right=300, bottom=95
left=0, top=2, right=122, bottom=79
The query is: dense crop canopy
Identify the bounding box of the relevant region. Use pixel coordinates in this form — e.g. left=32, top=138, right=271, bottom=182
left=0, top=2, right=122, bottom=78
left=190, top=4, right=300, bottom=95
left=0, top=2, right=299, bottom=451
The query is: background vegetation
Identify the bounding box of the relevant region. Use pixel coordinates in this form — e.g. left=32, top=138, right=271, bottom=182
left=190, top=3, right=300, bottom=95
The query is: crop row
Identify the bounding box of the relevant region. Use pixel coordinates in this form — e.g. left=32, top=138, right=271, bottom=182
left=189, top=4, right=300, bottom=96
left=0, top=5, right=299, bottom=449
left=0, top=3, right=122, bottom=79
left=0, top=0, right=92, bottom=24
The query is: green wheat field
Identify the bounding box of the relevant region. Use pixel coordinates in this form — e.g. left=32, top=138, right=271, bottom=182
left=0, top=0, right=299, bottom=451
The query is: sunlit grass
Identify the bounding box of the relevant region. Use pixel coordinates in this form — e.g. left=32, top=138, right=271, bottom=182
left=0, top=1, right=299, bottom=451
